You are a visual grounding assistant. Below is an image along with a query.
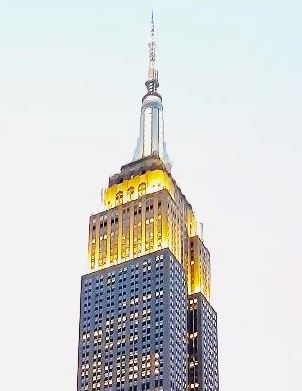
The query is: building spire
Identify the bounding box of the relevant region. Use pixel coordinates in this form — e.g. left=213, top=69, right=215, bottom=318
left=132, top=12, right=171, bottom=172
left=146, top=11, right=159, bottom=95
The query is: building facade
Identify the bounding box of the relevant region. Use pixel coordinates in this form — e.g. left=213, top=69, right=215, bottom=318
left=77, top=15, right=219, bottom=391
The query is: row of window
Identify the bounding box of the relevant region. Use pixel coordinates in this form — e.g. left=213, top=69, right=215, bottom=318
left=115, top=183, right=147, bottom=206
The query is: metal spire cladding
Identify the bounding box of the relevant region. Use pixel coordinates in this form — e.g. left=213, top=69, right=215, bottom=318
left=145, top=10, right=159, bottom=95
left=132, top=13, right=171, bottom=172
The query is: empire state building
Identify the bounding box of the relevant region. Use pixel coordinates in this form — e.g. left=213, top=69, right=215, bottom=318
left=77, top=15, right=219, bottom=391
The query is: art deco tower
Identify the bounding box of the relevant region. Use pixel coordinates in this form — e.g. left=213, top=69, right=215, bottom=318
left=77, top=15, right=219, bottom=391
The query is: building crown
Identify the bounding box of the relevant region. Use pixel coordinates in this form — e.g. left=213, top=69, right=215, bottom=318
left=132, top=12, right=172, bottom=172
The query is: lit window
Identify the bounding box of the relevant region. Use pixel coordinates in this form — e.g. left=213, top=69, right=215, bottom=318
left=127, top=187, right=134, bottom=201
left=138, top=183, right=146, bottom=197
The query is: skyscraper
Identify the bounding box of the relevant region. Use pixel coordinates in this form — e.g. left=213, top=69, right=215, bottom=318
left=77, top=15, right=219, bottom=391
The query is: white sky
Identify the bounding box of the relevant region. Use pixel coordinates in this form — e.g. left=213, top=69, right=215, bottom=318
left=0, top=1, right=301, bottom=390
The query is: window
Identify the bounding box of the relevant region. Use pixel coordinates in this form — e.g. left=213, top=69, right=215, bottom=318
left=116, top=191, right=123, bottom=206
left=138, top=183, right=146, bottom=197
left=127, top=187, right=134, bottom=201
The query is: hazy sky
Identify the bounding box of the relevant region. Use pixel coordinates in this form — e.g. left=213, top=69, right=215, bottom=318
left=1, top=1, right=301, bottom=390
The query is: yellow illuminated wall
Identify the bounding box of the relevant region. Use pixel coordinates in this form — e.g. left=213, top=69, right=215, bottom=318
left=88, top=164, right=211, bottom=300
left=103, top=169, right=176, bottom=209
left=188, top=236, right=211, bottom=301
